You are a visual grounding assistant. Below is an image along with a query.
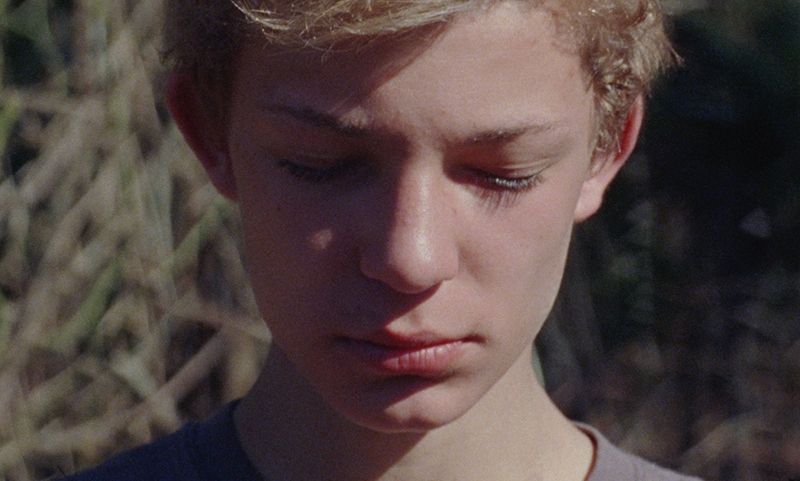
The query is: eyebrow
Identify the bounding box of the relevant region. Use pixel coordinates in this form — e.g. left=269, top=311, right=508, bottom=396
left=263, top=103, right=565, bottom=144
left=467, top=127, right=535, bottom=145
left=463, top=120, right=567, bottom=149
left=263, top=104, right=370, bottom=137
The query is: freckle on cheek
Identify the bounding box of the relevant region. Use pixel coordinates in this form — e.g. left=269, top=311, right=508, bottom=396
left=308, top=229, right=334, bottom=251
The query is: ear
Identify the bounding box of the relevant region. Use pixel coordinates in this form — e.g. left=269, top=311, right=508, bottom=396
left=166, top=71, right=238, bottom=200
left=574, top=96, right=644, bottom=223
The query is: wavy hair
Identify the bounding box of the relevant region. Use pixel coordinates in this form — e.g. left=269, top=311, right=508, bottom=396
left=163, top=0, right=675, bottom=153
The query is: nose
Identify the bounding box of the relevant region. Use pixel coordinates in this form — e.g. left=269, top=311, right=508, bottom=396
left=359, top=163, right=460, bottom=294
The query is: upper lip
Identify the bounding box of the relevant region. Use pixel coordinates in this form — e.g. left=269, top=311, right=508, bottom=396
left=342, top=330, right=475, bottom=349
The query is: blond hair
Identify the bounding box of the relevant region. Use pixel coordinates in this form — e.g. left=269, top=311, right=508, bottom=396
left=163, top=0, right=675, bottom=153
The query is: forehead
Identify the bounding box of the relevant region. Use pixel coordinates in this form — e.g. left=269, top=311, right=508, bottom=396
left=230, top=2, right=592, bottom=140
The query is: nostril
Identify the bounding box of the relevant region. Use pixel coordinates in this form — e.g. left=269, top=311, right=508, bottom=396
left=359, top=236, right=459, bottom=294
left=357, top=162, right=459, bottom=293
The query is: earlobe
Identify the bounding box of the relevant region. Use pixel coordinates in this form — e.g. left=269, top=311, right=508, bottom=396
left=166, top=72, right=238, bottom=200
left=574, top=96, right=645, bottom=223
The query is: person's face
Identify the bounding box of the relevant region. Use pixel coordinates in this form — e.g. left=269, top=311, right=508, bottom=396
left=200, top=3, right=631, bottom=432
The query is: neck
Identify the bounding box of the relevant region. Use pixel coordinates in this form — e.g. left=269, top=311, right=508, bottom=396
left=234, top=348, right=593, bottom=481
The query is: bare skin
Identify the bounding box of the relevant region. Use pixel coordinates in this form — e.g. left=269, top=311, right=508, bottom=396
left=235, top=346, right=593, bottom=481
left=167, top=2, right=644, bottom=480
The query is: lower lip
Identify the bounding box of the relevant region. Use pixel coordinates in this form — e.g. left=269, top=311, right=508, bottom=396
left=341, top=339, right=468, bottom=375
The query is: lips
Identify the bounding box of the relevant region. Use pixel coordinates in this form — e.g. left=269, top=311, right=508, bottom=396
left=339, top=334, right=471, bottom=376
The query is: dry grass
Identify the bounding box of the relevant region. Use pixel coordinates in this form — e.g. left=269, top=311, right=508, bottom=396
left=0, top=0, right=267, bottom=477
left=1, top=0, right=799, bottom=480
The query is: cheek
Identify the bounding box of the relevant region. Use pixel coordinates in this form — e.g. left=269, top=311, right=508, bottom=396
left=238, top=196, right=336, bottom=279
left=470, top=183, right=580, bottom=275
left=231, top=160, right=328, bottom=310
left=230, top=138, right=330, bottom=255
left=461, top=176, right=583, bottom=324
left=495, top=214, right=572, bottom=318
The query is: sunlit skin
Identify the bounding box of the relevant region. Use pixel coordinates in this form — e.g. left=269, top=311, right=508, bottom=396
left=167, top=2, right=643, bottom=480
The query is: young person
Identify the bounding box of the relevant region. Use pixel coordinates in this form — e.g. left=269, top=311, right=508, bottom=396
left=65, top=0, right=700, bottom=479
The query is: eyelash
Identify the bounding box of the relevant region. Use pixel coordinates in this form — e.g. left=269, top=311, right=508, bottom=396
left=471, top=170, right=542, bottom=192
left=468, top=169, right=544, bottom=207
left=276, top=158, right=358, bottom=183
left=276, top=158, right=545, bottom=202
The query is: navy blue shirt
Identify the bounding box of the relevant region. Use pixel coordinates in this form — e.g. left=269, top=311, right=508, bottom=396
left=62, top=403, right=263, bottom=481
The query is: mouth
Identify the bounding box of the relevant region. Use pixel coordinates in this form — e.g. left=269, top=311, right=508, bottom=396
left=338, top=334, right=474, bottom=376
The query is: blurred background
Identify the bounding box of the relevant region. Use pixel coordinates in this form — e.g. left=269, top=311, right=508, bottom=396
left=0, top=0, right=798, bottom=479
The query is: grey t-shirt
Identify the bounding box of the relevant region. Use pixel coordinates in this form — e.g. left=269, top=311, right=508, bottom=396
left=64, top=404, right=702, bottom=480
left=579, top=424, right=703, bottom=481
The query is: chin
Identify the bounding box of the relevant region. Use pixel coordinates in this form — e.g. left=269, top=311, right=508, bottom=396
left=330, top=375, right=485, bottom=434
left=346, top=407, right=468, bottom=434
left=354, top=407, right=464, bottom=434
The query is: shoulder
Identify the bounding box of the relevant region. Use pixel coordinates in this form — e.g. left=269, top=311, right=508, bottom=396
left=61, top=402, right=262, bottom=481
left=577, top=423, right=704, bottom=481
left=59, top=426, right=201, bottom=481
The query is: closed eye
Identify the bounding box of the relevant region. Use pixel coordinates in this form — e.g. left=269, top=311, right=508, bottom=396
left=471, top=170, right=542, bottom=191
left=276, top=157, right=361, bottom=183
left=464, top=168, right=546, bottom=208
